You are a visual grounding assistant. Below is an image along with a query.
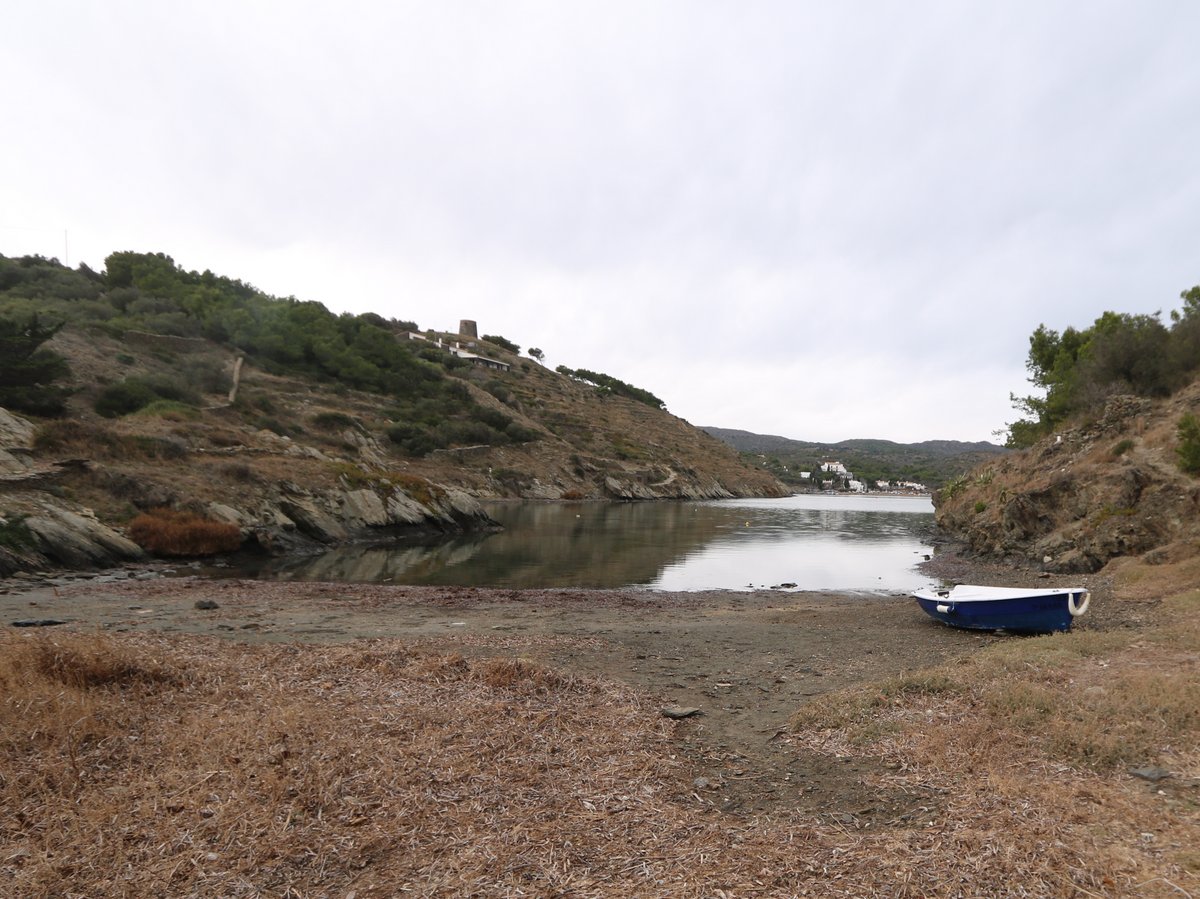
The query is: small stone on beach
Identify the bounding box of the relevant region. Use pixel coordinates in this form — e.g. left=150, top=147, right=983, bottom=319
left=11, top=618, right=67, bottom=628
left=662, top=705, right=701, bottom=719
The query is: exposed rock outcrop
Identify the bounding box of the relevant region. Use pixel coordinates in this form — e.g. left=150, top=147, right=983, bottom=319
left=241, top=482, right=496, bottom=555
left=602, top=474, right=735, bottom=501
left=0, top=501, right=145, bottom=576
left=1, top=399, right=499, bottom=574
left=23, top=504, right=146, bottom=569
left=0, top=408, right=37, bottom=479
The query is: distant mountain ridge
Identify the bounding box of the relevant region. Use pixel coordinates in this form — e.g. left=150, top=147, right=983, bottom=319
left=702, top=427, right=1008, bottom=488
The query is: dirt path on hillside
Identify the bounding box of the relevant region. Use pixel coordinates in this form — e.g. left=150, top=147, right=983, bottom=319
left=0, top=560, right=1115, bottom=824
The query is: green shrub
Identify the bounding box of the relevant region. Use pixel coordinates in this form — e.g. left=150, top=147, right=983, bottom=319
left=476, top=406, right=512, bottom=431
left=94, top=377, right=199, bottom=418
left=142, top=377, right=199, bottom=405
left=436, top=420, right=502, bottom=447
left=974, top=500, right=988, bottom=514
left=180, top=357, right=230, bottom=394
left=940, top=474, right=969, bottom=500
left=311, top=411, right=361, bottom=432
left=481, top=334, right=519, bottom=354
left=571, top=367, right=665, bottom=409
left=505, top=422, right=540, bottom=443
left=94, top=379, right=158, bottom=417
left=1007, top=289, right=1200, bottom=446
left=0, top=314, right=70, bottom=416
left=135, top=400, right=200, bottom=421
left=385, top=421, right=441, bottom=457
left=1178, top=412, right=1200, bottom=475
left=483, top=380, right=511, bottom=404
left=1111, top=438, right=1135, bottom=457
left=399, top=434, right=438, bottom=457
left=385, top=421, right=424, bottom=444
left=0, top=515, right=33, bottom=550
left=492, top=468, right=528, bottom=491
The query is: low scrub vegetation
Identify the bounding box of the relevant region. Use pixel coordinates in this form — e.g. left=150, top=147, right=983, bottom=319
left=94, top=376, right=200, bottom=418
left=127, top=508, right=242, bottom=556
left=481, top=333, right=519, bottom=354
left=32, top=420, right=188, bottom=462
left=135, top=399, right=200, bottom=421
left=556, top=365, right=666, bottom=409
left=1110, top=437, right=1136, bottom=458
left=309, top=410, right=361, bottom=432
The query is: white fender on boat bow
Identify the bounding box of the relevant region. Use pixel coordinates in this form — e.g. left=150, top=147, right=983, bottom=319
left=1068, top=590, right=1090, bottom=617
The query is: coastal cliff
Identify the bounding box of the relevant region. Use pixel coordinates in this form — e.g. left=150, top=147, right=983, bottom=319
left=932, top=382, right=1200, bottom=574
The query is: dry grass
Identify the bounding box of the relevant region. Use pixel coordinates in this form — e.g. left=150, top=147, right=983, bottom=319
left=3, top=595, right=1199, bottom=897
left=127, top=508, right=243, bottom=556
left=791, top=590, right=1200, bottom=897
left=0, top=633, right=809, bottom=897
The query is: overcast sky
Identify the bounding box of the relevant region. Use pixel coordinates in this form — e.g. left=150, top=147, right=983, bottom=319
left=3, top=2, right=1198, bottom=444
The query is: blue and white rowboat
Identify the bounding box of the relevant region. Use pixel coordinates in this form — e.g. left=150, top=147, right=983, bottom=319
left=912, top=584, right=1090, bottom=633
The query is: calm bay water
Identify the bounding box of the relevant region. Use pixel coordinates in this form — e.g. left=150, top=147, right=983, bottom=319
left=226, top=494, right=939, bottom=593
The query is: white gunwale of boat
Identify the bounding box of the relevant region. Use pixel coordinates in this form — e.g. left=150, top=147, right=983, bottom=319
left=912, top=584, right=1087, bottom=603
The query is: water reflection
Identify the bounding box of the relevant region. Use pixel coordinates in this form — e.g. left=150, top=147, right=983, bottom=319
left=226, top=494, right=937, bottom=592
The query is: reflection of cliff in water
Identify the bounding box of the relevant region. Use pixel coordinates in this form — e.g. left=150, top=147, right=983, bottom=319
left=263, top=537, right=493, bottom=584
left=253, top=501, right=727, bottom=588
left=227, top=495, right=935, bottom=590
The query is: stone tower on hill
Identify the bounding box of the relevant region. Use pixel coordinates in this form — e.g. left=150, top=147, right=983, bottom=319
left=459, top=319, right=478, bottom=338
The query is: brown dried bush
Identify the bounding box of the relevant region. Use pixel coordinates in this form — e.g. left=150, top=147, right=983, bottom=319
left=217, top=461, right=258, bottom=482
left=4, top=634, right=178, bottom=691
left=127, top=508, right=243, bottom=556
left=32, top=419, right=123, bottom=457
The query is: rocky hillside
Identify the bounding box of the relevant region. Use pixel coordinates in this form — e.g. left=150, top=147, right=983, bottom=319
left=0, top=257, right=785, bottom=573
left=933, top=382, right=1200, bottom=574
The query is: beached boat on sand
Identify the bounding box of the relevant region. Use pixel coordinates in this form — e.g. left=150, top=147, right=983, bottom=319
left=912, top=584, right=1089, bottom=633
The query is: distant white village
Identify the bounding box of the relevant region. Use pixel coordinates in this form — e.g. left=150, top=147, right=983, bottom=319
left=792, top=460, right=927, bottom=494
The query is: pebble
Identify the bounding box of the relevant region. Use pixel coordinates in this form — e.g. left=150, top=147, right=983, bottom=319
left=661, top=705, right=701, bottom=719
left=1129, top=766, right=1172, bottom=782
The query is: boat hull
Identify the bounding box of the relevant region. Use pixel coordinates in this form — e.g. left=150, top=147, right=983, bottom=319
left=912, top=586, right=1088, bottom=634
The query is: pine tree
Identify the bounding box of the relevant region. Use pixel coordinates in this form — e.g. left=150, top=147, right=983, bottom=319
left=0, top=315, right=70, bottom=416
